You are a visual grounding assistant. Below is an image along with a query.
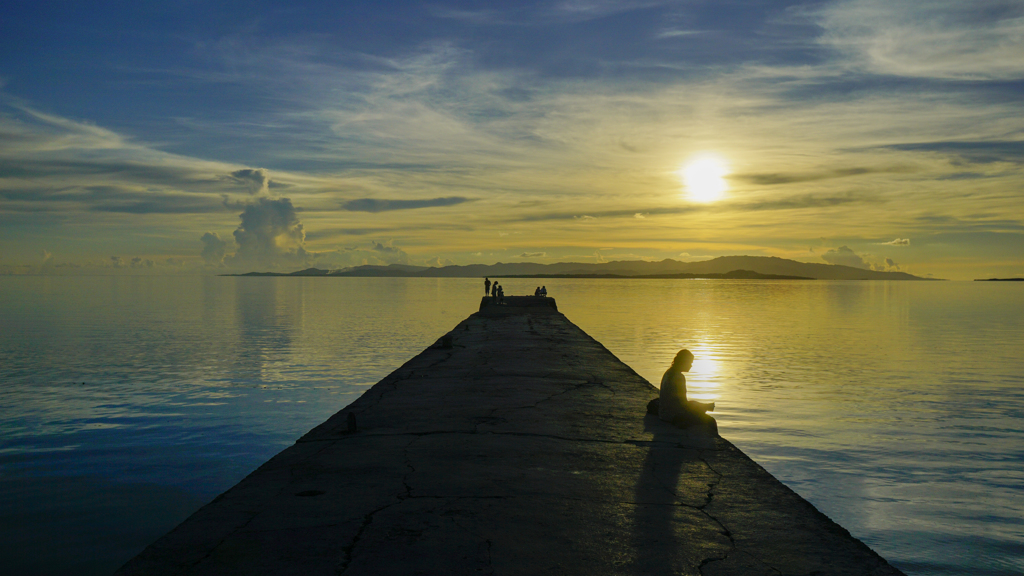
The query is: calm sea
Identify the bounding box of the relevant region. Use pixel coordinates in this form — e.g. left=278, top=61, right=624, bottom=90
left=0, top=276, right=1021, bottom=575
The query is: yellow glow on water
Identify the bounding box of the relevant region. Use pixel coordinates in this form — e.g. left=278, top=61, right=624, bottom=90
left=679, top=155, right=729, bottom=202
left=686, top=348, right=721, bottom=401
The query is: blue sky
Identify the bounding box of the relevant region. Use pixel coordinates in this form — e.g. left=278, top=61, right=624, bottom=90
left=1, top=0, right=1022, bottom=278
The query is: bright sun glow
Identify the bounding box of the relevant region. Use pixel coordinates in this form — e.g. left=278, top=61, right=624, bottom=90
left=679, top=155, right=729, bottom=202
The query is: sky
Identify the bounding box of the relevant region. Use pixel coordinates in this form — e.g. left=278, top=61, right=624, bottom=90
left=0, top=0, right=1022, bottom=280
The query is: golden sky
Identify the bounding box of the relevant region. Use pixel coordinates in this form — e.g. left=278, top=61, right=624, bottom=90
left=1, top=1, right=1022, bottom=279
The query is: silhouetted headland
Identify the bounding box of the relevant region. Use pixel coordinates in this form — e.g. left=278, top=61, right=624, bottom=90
left=223, top=255, right=938, bottom=280
left=117, top=297, right=906, bottom=575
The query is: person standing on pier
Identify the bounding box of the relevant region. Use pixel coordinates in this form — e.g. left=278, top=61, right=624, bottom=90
left=491, top=281, right=498, bottom=299
left=484, top=277, right=491, bottom=295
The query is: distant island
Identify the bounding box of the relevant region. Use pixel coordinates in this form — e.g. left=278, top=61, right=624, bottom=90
left=228, top=255, right=938, bottom=281
left=975, top=277, right=1024, bottom=281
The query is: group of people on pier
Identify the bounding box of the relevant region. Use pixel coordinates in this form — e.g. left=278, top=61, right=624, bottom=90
left=484, top=277, right=504, bottom=304
left=483, top=278, right=549, bottom=304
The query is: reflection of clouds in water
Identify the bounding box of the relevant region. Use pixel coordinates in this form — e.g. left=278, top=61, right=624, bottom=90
left=234, top=278, right=302, bottom=381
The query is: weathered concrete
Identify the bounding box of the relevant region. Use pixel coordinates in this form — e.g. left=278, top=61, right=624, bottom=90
left=117, top=296, right=905, bottom=576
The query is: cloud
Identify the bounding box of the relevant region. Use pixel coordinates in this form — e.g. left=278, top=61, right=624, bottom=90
left=130, top=257, right=154, bottom=268
left=518, top=252, right=546, bottom=258
left=656, top=29, right=704, bottom=39
left=110, top=256, right=124, bottom=268
left=227, top=197, right=311, bottom=268
left=816, top=0, right=1024, bottom=80
left=368, top=240, right=411, bottom=264
left=883, top=238, right=910, bottom=246
left=229, top=168, right=271, bottom=195
left=634, top=213, right=646, bottom=219
left=424, top=256, right=455, bottom=267
left=516, top=194, right=868, bottom=223
left=341, top=197, right=473, bottom=212
left=200, top=232, right=228, bottom=265
left=432, top=1, right=672, bottom=25
left=313, top=239, right=414, bottom=269
left=875, top=141, right=1024, bottom=164
left=820, top=245, right=870, bottom=268
left=735, top=166, right=914, bottom=186
left=871, top=257, right=900, bottom=271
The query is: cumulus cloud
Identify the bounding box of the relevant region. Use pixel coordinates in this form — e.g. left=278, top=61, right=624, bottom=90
left=871, top=257, right=900, bottom=271
left=227, top=197, right=311, bottom=268
left=883, top=238, right=911, bottom=245
left=366, top=240, right=411, bottom=264
left=821, top=245, right=870, bottom=268
left=370, top=239, right=404, bottom=254
left=230, top=168, right=271, bottom=195
left=314, top=239, right=414, bottom=269
left=518, top=252, right=546, bottom=258
left=341, top=197, right=473, bottom=212
left=200, top=232, right=228, bottom=265
left=424, top=256, right=455, bottom=267
left=634, top=213, right=646, bottom=219
left=110, top=256, right=124, bottom=268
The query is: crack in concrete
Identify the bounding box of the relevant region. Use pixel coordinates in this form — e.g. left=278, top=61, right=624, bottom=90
left=401, top=440, right=417, bottom=500
left=335, top=501, right=401, bottom=575
left=696, top=451, right=735, bottom=575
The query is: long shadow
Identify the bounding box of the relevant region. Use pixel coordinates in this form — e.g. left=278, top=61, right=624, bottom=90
left=632, top=410, right=720, bottom=574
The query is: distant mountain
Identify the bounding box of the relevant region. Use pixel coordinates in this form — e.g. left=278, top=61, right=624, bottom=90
left=230, top=256, right=936, bottom=280
left=329, top=264, right=429, bottom=277
left=502, top=269, right=812, bottom=280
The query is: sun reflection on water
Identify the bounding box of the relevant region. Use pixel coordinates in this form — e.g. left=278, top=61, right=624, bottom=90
left=684, top=346, right=722, bottom=402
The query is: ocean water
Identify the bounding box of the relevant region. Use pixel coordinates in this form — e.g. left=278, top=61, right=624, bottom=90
left=0, top=276, right=1021, bottom=575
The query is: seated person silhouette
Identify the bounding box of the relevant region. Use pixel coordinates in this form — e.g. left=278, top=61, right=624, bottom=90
left=656, top=349, right=717, bottom=435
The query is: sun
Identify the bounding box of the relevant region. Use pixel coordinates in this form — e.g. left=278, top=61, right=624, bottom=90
left=679, top=155, right=729, bottom=202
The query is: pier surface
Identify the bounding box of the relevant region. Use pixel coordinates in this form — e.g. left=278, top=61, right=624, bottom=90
left=118, top=297, right=904, bottom=575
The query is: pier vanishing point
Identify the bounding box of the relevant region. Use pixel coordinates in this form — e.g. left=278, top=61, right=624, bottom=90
left=117, top=296, right=905, bottom=576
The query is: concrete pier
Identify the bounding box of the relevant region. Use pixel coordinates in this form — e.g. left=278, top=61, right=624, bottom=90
left=117, top=296, right=905, bottom=575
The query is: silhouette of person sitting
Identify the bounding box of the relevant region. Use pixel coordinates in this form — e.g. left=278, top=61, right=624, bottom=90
left=658, top=349, right=717, bottom=434
left=534, top=286, right=541, bottom=296
left=539, top=285, right=547, bottom=296
left=497, top=284, right=505, bottom=304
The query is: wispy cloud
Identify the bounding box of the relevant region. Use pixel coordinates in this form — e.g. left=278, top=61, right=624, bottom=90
left=341, top=196, right=474, bottom=212
left=735, top=165, right=915, bottom=186
left=875, top=141, right=1024, bottom=164
left=814, top=0, right=1024, bottom=80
